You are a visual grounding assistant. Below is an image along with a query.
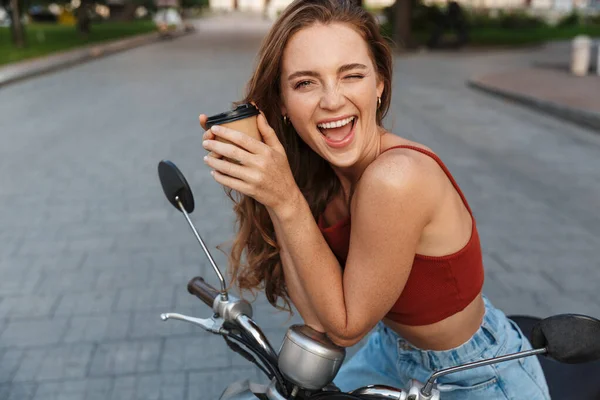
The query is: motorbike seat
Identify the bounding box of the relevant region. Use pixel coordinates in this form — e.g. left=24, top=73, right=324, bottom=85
left=509, top=315, right=600, bottom=400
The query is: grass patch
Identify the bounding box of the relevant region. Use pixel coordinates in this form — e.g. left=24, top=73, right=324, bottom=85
left=0, top=20, right=157, bottom=66
left=464, top=25, right=600, bottom=46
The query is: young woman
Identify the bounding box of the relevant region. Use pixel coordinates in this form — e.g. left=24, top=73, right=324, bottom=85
left=200, top=1, right=550, bottom=398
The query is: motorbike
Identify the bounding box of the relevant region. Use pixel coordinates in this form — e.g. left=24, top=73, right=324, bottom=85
left=157, top=159, right=600, bottom=400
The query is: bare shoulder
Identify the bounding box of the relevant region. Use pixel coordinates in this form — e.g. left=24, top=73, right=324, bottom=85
left=352, top=153, right=438, bottom=222
left=362, top=143, right=444, bottom=190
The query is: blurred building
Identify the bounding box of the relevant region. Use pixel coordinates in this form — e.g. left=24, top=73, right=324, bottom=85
left=423, top=0, right=598, bottom=11
left=209, top=0, right=395, bottom=16
left=208, top=0, right=599, bottom=16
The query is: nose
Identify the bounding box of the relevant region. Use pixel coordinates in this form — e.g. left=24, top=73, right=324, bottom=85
left=319, top=84, right=345, bottom=111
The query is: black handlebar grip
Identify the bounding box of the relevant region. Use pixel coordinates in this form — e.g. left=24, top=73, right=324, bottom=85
left=187, top=277, right=220, bottom=307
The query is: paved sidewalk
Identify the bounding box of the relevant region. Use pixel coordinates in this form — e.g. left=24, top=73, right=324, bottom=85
left=468, top=41, right=600, bottom=132
left=469, top=68, right=600, bottom=131
left=0, top=29, right=191, bottom=89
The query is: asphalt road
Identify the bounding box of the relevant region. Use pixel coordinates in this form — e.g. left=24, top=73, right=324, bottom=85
left=0, top=13, right=599, bottom=400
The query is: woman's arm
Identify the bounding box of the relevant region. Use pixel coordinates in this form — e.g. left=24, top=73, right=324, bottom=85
left=267, top=207, right=326, bottom=332
left=267, top=153, right=438, bottom=347
left=201, top=118, right=438, bottom=347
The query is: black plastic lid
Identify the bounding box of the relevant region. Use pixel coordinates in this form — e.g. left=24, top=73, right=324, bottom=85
left=205, top=104, right=260, bottom=129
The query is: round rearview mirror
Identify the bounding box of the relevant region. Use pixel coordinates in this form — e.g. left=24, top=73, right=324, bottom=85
left=532, top=314, right=600, bottom=364
left=158, top=160, right=195, bottom=213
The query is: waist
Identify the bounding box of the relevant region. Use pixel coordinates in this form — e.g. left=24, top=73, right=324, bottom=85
left=383, top=293, right=485, bottom=351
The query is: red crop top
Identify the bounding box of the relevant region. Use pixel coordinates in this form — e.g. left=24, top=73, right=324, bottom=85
left=317, top=145, right=484, bottom=326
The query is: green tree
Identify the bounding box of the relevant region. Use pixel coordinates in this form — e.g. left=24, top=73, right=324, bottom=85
left=179, top=0, right=207, bottom=8
left=2, top=0, right=27, bottom=47
left=76, top=0, right=92, bottom=35
left=394, top=0, right=413, bottom=49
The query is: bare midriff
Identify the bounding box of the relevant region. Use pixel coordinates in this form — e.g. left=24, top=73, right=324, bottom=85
left=383, top=293, right=485, bottom=351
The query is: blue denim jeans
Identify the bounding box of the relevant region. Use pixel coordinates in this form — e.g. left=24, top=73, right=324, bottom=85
left=333, top=295, right=550, bottom=399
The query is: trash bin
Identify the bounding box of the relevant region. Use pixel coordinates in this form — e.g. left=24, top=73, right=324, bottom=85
left=571, top=35, right=592, bottom=77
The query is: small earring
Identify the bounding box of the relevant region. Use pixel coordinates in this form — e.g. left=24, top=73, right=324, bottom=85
left=283, top=115, right=289, bottom=125
left=377, top=97, right=382, bottom=109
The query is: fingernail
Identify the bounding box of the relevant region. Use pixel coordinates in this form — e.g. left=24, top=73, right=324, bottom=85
left=212, top=125, right=222, bottom=133
left=203, top=140, right=209, bottom=148
left=203, top=156, right=208, bottom=162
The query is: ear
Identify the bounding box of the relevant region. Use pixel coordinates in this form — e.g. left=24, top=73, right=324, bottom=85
left=280, top=103, right=287, bottom=119
left=376, top=78, right=385, bottom=99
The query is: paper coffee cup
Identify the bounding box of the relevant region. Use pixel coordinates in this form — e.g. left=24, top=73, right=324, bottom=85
left=205, top=103, right=261, bottom=145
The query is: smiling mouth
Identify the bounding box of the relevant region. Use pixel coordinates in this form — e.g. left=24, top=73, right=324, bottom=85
left=317, top=116, right=357, bottom=140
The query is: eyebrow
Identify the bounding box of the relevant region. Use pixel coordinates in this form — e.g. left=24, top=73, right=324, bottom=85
left=287, top=63, right=368, bottom=81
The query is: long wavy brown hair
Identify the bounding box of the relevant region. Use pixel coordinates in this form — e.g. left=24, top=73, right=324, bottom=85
left=223, top=0, right=393, bottom=313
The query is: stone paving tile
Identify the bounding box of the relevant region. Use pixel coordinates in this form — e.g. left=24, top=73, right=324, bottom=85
left=62, top=314, right=131, bottom=343
left=34, top=269, right=101, bottom=296
left=161, top=335, right=230, bottom=372
left=187, top=367, right=265, bottom=400
left=0, top=382, right=37, bottom=400
left=0, top=348, right=24, bottom=383
left=34, top=377, right=113, bottom=400
left=88, top=339, right=162, bottom=377
left=11, top=344, right=95, bottom=382
left=114, top=286, right=176, bottom=313
left=54, top=291, right=119, bottom=317
left=0, top=295, right=60, bottom=320
left=0, top=265, right=45, bottom=297
left=111, top=372, right=186, bottom=400
left=0, top=318, right=69, bottom=348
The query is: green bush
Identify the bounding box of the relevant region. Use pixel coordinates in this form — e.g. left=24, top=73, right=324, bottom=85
left=556, top=11, right=580, bottom=27
left=382, top=2, right=547, bottom=37
left=376, top=0, right=600, bottom=47
left=588, top=14, right=600, bottom=25
left=382, top=0, right=448, bottom=35
left=468, top=10, right=547, bottom=30
left=412, top=2, right=444, bottom=31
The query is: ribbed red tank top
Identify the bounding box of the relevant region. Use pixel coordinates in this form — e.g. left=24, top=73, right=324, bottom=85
left=318, top=145, right=484, bottom=326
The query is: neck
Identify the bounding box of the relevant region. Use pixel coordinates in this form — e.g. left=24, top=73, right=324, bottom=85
left=331, top=126, right=385, bottom=191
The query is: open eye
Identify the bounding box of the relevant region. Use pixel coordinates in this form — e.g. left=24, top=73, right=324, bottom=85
left=294, top=80, right=313, bottom=89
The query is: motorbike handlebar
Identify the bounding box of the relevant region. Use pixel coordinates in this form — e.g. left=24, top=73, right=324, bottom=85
left=187, top=277, right=220, bottom=307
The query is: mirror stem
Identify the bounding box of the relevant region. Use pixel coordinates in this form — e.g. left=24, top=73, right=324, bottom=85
left=421, top=347, right=548, bottom=396
left=176, top=197, right=228, bottom=301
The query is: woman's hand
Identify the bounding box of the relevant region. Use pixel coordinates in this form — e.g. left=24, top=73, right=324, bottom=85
left=199, top=114, right=222, bottom=160
left=200, top=112, right=301, bottom=216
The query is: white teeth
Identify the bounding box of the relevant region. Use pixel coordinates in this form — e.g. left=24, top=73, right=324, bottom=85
left=317, top=116, right=355, bottom=130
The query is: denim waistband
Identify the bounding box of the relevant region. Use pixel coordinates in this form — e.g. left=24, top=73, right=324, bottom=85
left=380, top=295, right=508, bottom=370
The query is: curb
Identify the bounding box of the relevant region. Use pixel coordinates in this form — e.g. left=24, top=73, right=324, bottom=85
left=467, top=79, right=600, bottom=133
left=0, top=29, right=193, bottom=89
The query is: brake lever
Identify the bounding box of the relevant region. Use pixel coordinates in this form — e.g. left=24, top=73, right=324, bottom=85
left=160, top=312, right=226, bottom=334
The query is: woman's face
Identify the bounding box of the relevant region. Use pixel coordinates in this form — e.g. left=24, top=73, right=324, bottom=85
left=280, top=22, right=384, bottom=168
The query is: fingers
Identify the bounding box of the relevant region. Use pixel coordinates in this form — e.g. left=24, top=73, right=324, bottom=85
left=200, top=114, right=221, bottom=158
left=203, top=137, right=250, bottom=165
left=209, top=169, right=253, bottom=196
left=202, top=129, right=215, bottom=141
left=209, top=125, right=264, bottom=155
left=257, top=114, right=283, bottom=149
left=199, top=114, right=208, bottom=131
left=204, top=155, right=257, bottom=185
left=200, top=115, right=214, bottom=141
